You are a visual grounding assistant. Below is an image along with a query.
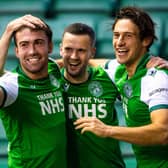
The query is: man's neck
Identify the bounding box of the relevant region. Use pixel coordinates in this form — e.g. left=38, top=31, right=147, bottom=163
left=64, top=71, right=89, bottom=84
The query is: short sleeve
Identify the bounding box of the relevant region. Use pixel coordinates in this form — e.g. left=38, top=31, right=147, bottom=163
left=141, top=68, right=168, bottom=112
left=0, top=72, right=19, bottom=107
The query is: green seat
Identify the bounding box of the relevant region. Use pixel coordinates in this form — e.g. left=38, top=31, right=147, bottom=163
left=120, top=0, right=168, bottom=11
left=0, top=0, right=43, bottom=16
left=54, top=0, right=112, bottom=18
left=149, top=16, right=164, bottom=56
left=0, top=121, right=6, bottom=139
left=96, top=19, right=115, bottom=58
left=161, top=20, right=168, bottom=59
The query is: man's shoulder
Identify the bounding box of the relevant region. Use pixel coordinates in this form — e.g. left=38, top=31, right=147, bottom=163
left=104, top=59, right=119, bottom=69
left=146, top=67, right=168, bottom=78
left=0, top=71, right=18, bottom=79
left=142, top=67, right=168, bottom=88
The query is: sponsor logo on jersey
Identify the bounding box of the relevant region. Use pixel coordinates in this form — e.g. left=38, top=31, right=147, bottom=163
left=149, top=88, right=168, bottom=96
left=88, top=81, right=103, bottom=97
left=123, top=82, right=132, bottom=98
left=147, top=68, right=157, bottom=76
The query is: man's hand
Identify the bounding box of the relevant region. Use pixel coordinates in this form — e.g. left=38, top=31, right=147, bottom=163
left=6, top=14, right=46, bottom=36
left=74, top=117, right=110, bottom=137
left=147, top=56, right=168, bottom=69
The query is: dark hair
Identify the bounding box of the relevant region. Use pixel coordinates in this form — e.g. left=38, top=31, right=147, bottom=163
left=13, top=20, right=52, bottom=46
left=62, top=23, right=96, bottom=47
left=112, top=6, right=157, bottom=50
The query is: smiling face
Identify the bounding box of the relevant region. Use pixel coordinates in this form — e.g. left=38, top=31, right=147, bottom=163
left=15, top=27, right=53, bottom=79
left=60, top=32, right=96, bottom=83
left=113, top=19, right=150, bottom=70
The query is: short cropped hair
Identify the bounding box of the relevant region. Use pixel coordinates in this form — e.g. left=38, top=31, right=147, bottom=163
left=62, top=23, right=96, bottom=47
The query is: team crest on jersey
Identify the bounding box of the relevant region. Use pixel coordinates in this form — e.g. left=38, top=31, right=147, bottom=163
left=88, top=81, right=103, bottom=97
left=49, top=74, right=60, bottom=87
left=123, top=82, right=132, bottom=98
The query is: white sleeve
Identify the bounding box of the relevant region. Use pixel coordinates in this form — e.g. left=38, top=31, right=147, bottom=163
left=141, top=68, right=168, bottom=111
left=104, top=59, right=120, bottom=83
left=0, top=72, right=19, bottom=107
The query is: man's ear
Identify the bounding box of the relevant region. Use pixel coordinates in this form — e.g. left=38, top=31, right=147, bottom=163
left=15, top=47, right=19, bottom=58
left=91, top=47, right=96, bottom=58
left=59, top=43, right=63, bottom=57
left=142, top=37, right=152, bottom=47
left=48, top=42, right=53, bottom=54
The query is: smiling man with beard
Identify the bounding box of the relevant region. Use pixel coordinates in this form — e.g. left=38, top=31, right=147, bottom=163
left=59, top=23, right=125, bottom=168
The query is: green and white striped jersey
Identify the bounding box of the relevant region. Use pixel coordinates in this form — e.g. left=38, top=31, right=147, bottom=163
left=105, top=53, right=168, bottom=168
left=0, top=59, right=67, bottom=168
left=62, top=66, right=125, bottom=168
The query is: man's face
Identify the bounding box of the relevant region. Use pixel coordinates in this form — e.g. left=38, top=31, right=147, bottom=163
left=15, top=27, right=52, bottom=79
left=113, top=19, right=148, bottom=68
left=60, top=32, right=95, bottom=81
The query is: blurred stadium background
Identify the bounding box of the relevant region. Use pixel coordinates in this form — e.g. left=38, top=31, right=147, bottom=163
left=0, top=0, right=168, bottom=167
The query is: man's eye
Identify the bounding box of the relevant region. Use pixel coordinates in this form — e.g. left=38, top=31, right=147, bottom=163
left=126, top=34, right=132, bottom=38
left=36, top=40, right=44, bottom=45
left=20, top=43, right=28, bottom=48
left=113, top=34, right=119, bottom=38
left=78, top=49, right=85, bottom=53
left=65, top=48, right=72, bottom=52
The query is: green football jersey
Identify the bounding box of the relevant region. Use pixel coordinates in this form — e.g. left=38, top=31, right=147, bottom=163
left=105, top=54, right=168, bottom=168
left=62, top=66, right=125, bottom=168
left=0, top=59, right=67, bottom=168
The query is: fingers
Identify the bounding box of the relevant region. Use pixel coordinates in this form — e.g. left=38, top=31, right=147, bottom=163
left=157, top=64, right=168, bottom=69
left=81, top=127, right=91, bottom=134
left=147, top=56, right=160, bottom=68
left=74, top=122, right=90, bottom=130
left=74, top=117, right=102, bottom=135
left=74, top=117, right=96, bottom=135
left=74, top=117, right=96, bottom=131
left=22, top=14, right=46, bottom=28
left=6, top=14, right=46, bottom=35
left=74, top=117, right=97, bottom=125
left=155, top=59, right=168, bottom=69
left=147, top=56, right=168, bottom=69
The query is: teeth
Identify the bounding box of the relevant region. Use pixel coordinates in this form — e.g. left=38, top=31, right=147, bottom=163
left=27, top=57, right=40, bottom=63
left=118, top=49, right=127, bottom=52
left=70, top=62, right=79, bottom=66
left=29, top=58, right=39, bottom=60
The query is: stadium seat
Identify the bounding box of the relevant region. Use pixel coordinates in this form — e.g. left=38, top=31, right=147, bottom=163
left=161, top=20, right=168, bottom=60
left=149, top=16, right=164, bottom=56
left=0, top=120, right=8, bottom=159
left=52, top=0, right=113, bottom=19
left=120, top=0, right=168, bottom=11
left=96, top=19, right=115, bottom=58
left=0, top=0, right=44, bottom=16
